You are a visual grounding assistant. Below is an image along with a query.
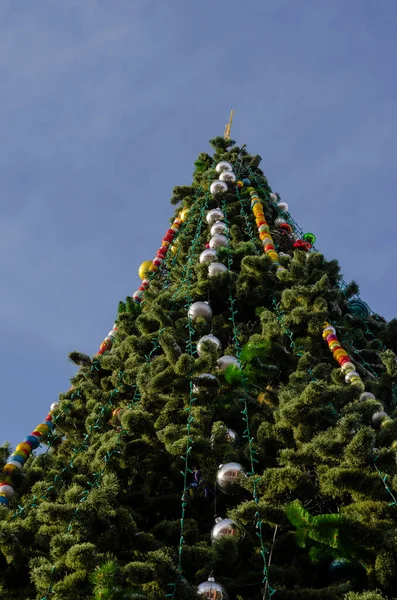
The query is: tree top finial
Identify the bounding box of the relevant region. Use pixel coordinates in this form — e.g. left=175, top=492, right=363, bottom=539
left=224, top=110, right=234, bottom=140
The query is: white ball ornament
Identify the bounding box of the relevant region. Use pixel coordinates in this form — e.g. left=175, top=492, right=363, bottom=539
left=210, top=180, right=228, bottom=195
left=0, top=484, right=14, bottom=499
left=277, top=202, right=289, bottom=212
left=211, top=517, right=244, bottom=541
left=218, top=355, right=241, bottom=370
left=215, top=160, right=233, bottom=173
left=219, top=171, right=236, bottom=183
left=217, top=462, right=246, bottom=495
left=188, top=301, right=213, bottom=321
left=372, top=411, right=388, bottom=427
left=199, top=249, right=218, bottom=264
left=206, top=208, right=225, bottom=225
left=210, top=221, right=229, bottom=236
left=50, top=402, right=59, bottom=411
left=197, top=576, right=228, bottom=599
left=269, top=192, right=278, bottom=202
left=196, top=334, right=222, bottom=356
left=209, top=234, right=228, bottom=249
left=208, top=262, right=228, bottom=277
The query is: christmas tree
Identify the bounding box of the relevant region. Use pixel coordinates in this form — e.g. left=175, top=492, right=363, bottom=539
left=1, top=125, right=397, bottom=600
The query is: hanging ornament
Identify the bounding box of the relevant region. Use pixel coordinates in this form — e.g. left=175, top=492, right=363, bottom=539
left=211, top=425, right=239, bottom=447
left=303, top=232, right=316, bottom=245
left=210, top=221, right=229, bottom=236
left=188, top=301, right=213, bottom=321
left=269, top=192, right=278, bottom=202
left=197, top=576, right=228, bottom=599
left=218, top=355, right=241, bottom=370
left=215, top=160, right=233, bottom=173
left=347, top=299, right=371, bottom=319
left=180, top=207, right=189, bottom=222
left=219, top=171, right=236, bottom=183
left=216, top=462, right=246, bottom=495
left=209, top=234, right=228, bottom=249
left=211, top=517, right=244, bottom=541
left=199, top=249, right=218, bottom=264
left=242, top=178, right=251, bottom=187
left=210, top=180, right=228, bottom=195
left=138, top=261, right=153, bottom=280
left=328, top=558, right=351, bottom=579
left=372, top=410, right=388, bottom=427
left=236, top=180, right=244, bottom=189
left=208, top=262, right=228, bottom=277
left=293, top=239, right=311, bottom=252
left=192, top=374, right=220, bottom=394
left=206, top=208, right=225, bottom=225
left=277, top=202, right=289, bottom=212
left=360, top=392, right=376, bottom=401
left=224, top=427, right=239, bottom=444
left=196, top=334, right=222, bottom=356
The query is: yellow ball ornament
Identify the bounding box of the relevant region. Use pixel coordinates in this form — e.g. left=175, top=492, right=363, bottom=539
left=138, top=261, right=153, bottom=280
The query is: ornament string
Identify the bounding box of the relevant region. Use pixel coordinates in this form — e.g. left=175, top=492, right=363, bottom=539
left=221, top=196, right=276, bottom=597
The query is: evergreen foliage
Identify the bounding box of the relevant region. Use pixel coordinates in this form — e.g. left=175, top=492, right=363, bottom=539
left=1, top=138, right=397, bottom=600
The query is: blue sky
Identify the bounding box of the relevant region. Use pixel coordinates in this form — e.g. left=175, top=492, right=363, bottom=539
left=1, top=0, right=397, bottom=449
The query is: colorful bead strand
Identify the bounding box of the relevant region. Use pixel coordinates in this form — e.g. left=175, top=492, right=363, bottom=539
left=322, top=322, right=364, bottom=390
left=248, top=188, right=286, bottom=276
left=132, top=209, right=187, bottom=305
left=0, top=404, right=57, bottom=507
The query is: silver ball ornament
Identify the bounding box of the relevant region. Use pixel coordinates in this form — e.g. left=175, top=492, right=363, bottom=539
left=211, top=517, right=244, bottom=542
left=199, top=249, right=218, bottom=264
left=217, top=462, right=246, bottom=495
left=218, top=355, right=241, bottom=371
left=277, top=202, right=289, bottom=212
left=269, top=192, right=278, bottom=202
left=341, top=361, right=355, bottom=373
left=197, top=576, right=228, bottom=599
left=50, top=402, right=59, bottom=411
left=225, top=427, right=239, bottom=444
left=196, top=334, right=222, bottom=356
left=188, top=301, right=213, bottom=321
left=215, top=160, right=233, bottom=173
left=210, top=180, right=228, bottom=195
left=345, top=370, right=360, bottom=383
left=210, top=221, right=229, bottom=236
left=192, top=374, right=219, bottom=394
left=206, top=208, right=225, bottom=225
left=219, top=170, right=236, bottom=183
left=208, top=262, right=228, bottom=277
left=360, top=392, right=376, bottom=401
left=372, top=410, right=388, bottom=427
left=209, top=234, right=228, bottom=249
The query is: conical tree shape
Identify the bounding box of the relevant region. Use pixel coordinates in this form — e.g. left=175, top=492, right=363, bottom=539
left=1, top=136, right=397, bottom=600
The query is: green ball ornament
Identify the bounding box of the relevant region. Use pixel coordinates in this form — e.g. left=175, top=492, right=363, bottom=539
left=303, top=232, right=316, bottom=244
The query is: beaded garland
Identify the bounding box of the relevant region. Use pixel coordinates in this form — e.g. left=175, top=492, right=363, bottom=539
left=0, top=406, right=57, bottom=507
left=322, top=322, right=394, bottom=431
left=96, top=208, right=188, bottom=355
left=322, top=322, right=365, bottom=389
left=248, top=187, right=286, bottom=276
left=132, top=210, right=186, bottom=305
